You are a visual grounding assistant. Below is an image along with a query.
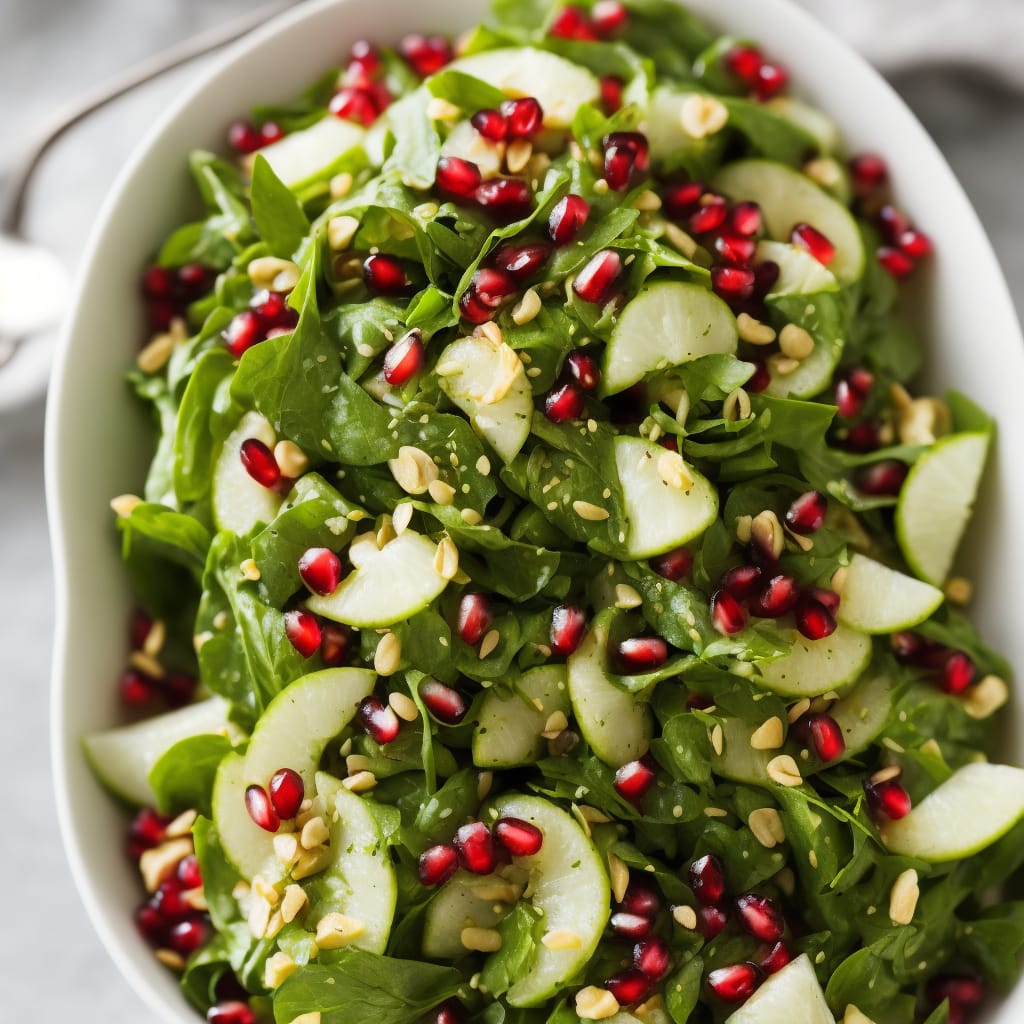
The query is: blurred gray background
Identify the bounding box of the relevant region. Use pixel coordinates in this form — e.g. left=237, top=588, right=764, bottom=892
left=0, top=0, right=1021, bottom=1018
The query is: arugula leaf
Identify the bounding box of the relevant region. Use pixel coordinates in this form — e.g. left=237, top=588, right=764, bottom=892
left=250, top=155, right=311, bottom=258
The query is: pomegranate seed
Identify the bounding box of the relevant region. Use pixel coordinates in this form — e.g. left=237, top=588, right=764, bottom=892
left=634, top=937, right=672, bottom=980
left=849, top=153, right=888, bottom=197
left=500, top=97, right=543, bottom=139
left=169, top=918, right=210, bottom=955
left=564, top=350, right=601, bottom=392
left=844, top=419, right=883, bottom=453
left=227, top=120, right=264, bottom=154
left=431, top=1000, right=467, bottom=1024
left=708, top=963, right=760, bottom=1003
left=878, top=204, right=910, bottom=243
left=239, top=438, right=280, bottom=489
left=690, top=196, right=729, bottom=235
left=435, top=157, right=482, bottom=200
left=900, top=228, right=933, bottom=259
left=726, top=46, right=763, bottom=84
left=284, top=609, right=322, bottom=658
left=715, top=234, right=757, bottom=267
left=141, top=265, right=175, bottom=301
left=806, top=714, right=846, bottom=762
left=730, top=201, right=763, bottom=237
left=835, top=378, right=867, bottom=420
left=697, top=904, right=729, bottom=938
left=877, top=245, right=916, bottom=279
left=610, top=913, right=654, bottom=940
left=550, top=604, right=587, bottom=656
left=791, top=223, right=835, bottom=265
left=752, top=260, right=780, bottom=298
left=177, top=262, right=213, bottom=299
left=785, top=491, right=827, bottom=534
left=399, top=34, right=453, bottom=77
left=550, top=6, right=597, bottom=41
left=383, top=329, right=425, bottom=386
left=573, top=249, right=622, bottom=304
left=735, top=893, right=784, bottom=942
left=712, top=590, right=748, bottom=635
left=259, top=122, right=284, bottom=146
left=129, top=608, right=154, bottom=650
left=494, top=817, right=544, bottom=856
left=711, top=266, right=756, bottom=302
left=614, top=759, right=657, bottom=804
left=176, top=854, right=202, bottom=889
left=721, top=564, right=763, bottom=602
left=207, top=1002, right=257, bottom=1024
left=544, top=382, right=585, bottom=423
left=662, top=181, right=704, bottom=221
left=119, top=668, right=157, bottom=706
left=298, top=547, right=342, bottom=596
left=147, top=298, right=178, bottom=332
left=618, top=878, right=662, bottom=917
left=363, top=254, right=408, bottom=295
left=244, top=785, right=280, bottom=832
left=348, top=39, right=380, bottom=78
left=492, top=242, right=551, bottom=280
left=650, top=546, right=693, bottom=582
left=161, top=671, right=197, bottom=709
left=855, top=460, right=908, bottom=496
left=252, top=290, right=297, bottom=329
left=475, top=178, right=534, bottom=223
left=592, top=0, right=629, bottom=35
left=460, top=267, right=518, bottom=324
left=759, top=940, right=792, bottom=975
left=616, top=637, right=669, bottom=672
left=359, top=695, right=401, bottom=744
left=128, top=809, right=170, bottom=858
left=328, top=86, right=379, bottom=126
left=746, top=359, right=771, bottom=393
left=689, top=854, right=726, bottom=906
left=457, top=593, right=493, bottom=646
left=268, top=768, right=304, bottom=820
left=926, top=976, right=985, bottom=1008
left=153, top=879, right=193, bottom=922
left=940, top=651, right=975, bottom=695
left=864, top=776, right=912, bottom=821
left=891, top=631, right=926, bottom=663
left=419, top=679, right=468, bottom=725
left=601, top=75, right=624, bottom=114
left=454, top=821, right=497, bottom=875
left=135, top=903, right=166, bottom=944
left=605, top=970, right=651, bottom=1006
left=320, top=623, right=352, bottom=667
left=603, top=132, right=649, bottom=192
left=471, top=108, right=507, bottom=142
left=418, top=843, right=459, bottom=886
left=223, top=311, right=263, bottom=357
left=754, top=62, right=789, bottom=100
left=794, top=593, right=837, bottom=641
left=549, top=194, right=590, bottom=246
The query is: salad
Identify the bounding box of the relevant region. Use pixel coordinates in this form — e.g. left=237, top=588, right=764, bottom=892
left=83, top=3, right=1024, bottom=1024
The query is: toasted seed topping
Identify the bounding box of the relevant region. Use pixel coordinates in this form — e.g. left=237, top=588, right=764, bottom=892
left=291, top=843, right=333, bottom=880
left=240, top=558, right=261, bottom=581
left=633, top=189, right=662, bottom=212
left=614, top=583, right=644, bottom=609
left=327, top=215, right=360, bottom=252
left=346, top=754, right=373, bottom=776
left=249, top=896, right=272, bottom=938
left=316, top=913, right=366, bottom=949
left=766, top=754, right=803, bottom=787
left=843, top=1006, right=879, bottom=1024
left=392, top=501, right=414, bottom=536
left=140, top=837, right=194, bottom=893
left=750, top=717, right=784, bottom=750
left=830, top=566, right=848, bottom=595
left=137, top=331, right=178, bottom=374
left=944, top=575, right=973, bottom=606
left=672, top=904, right=698, bottom=929
left=274, top=440, right=309, bottom=478
left=808, top=849, right=819, bottom=869
left=461, top=926, right=503, bottom=953
left=476, top=770, right=494, bottom=801
left=342, top=770, right=377, bottom=793
left=541, top=710, right=570, bottom=740
left=575, top=985, right=621, bottom=1021
left=965, top=674, right=1009, bottom=719
left=748, top=807, right=787, bottom=848
left=657, top=449, right=695, bottom=491
left=252, top=874, right=280, bottom=906
left=578, top=804, right=611, bottom=824
left=737, top=312, right=777, bottom=346
left=461, top=508, right=483, bottom=525
left=110, top=493, right=143, bottom=518
left=470, top=882, right=521, bottom=903
left=289, top=1014, right=322, bottom=1024
left=542, top=929, right=584, bottom=950
left=573, top=500, right=610, bottom=522
left=723, top=387, right=752, bottom=422
left=804, top=156, right=843, bottom=188
left=870, top=765, right=902, bottom=785
left=735, top=513, right=753, bottom=543
left=265, top=951, right=299, bottom=989
left=479, top=628, right=501, bottom=659
left=376, top=514, right=396, bottom=548
left=388, top=445, right=439, bottom=495
left=889, top=868, right=919, bottom=925
left=300, top=815, right=330, bottom=850
left=374, top=632, right=402, bottom=675
left=280, top=884, right=308, bottom=924
left=155, top=948, right=186, bottom=972
left=434, top=536, right=460, bottom=580
left=607, top=851, right=630, bottom=904
left=164, top=808, right=197, bottom=839
left=506, top=138, right=533, bottom=174
left=710, top=724, right=724, bottom=756
left=512, top=286, right=542, bottom=326
left=751, top=509, right=785, bottom=560
left=680, top=94, right=729, bottom=139
left=768, top=353, right=801, bottom=376
left=787, top=698, right=812, bottom=724
left=663, top=220, right=698, bottom=258
left=329, top=172, right=354, bottom=199
left=389, top=691, right=419, bottom=722
left=249, top=255, right=300, bottom=291
left=779, top=323, right=815, bottom=360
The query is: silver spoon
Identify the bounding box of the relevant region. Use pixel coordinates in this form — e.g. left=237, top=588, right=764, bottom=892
left=0, top=1, right=295, bottom=382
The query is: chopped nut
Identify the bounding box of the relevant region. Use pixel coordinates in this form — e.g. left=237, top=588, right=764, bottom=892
left=433, top=536, right=460, bottom=580
left=512, top=287, right=542, bottom=326
left=891, top=385, right=951, bottom=447
left=426, top=96, right=460, bottom=121
left=870, top=765, right=902, bottom=785
left=608, top=851, right=629, bottom=904
left=140, top=838, right=194, bottom=893
left=110, top=493, right=142, bottom=519
left=750, top=717, right=784, bottom=750
left=965, top=674, right=1009, bottom=719
left=751, top=509, right=785, bottom=561
left=461, top=926, right=503, bottom=953
left=273, top=833, right=300, bottom=870
left=376, top=514, right=396, bottom=548
left=710, top=724, right=724, bottom=756
left=614, top=584, right=643, bottom=609
left=723, top=387, right=752, bottom=422
left=506, top=138, right=533, bottom=174
left=736, top=312, right=777, bottom=346
left=573, top=500, right=610, bottom=522
left=391, top=501, right=414, bottom=536
left=327, top=215, right=360, bottom=252
left=542, top=929, right=584, bottom=950
left=680, top=94, right=729, bottom=139
left=663, top=221, right=697, bottom=258
left=634, top=189, right=662, bottom=212
left=249, top=896, right=272, bottom=939
left=289, top=1015, right=322, bottom=1024
left=575, top=985, right=621, bottom=1021
left=137, top=331, right=177, bottom=374
left=477, top=770, right=494, bottom=801
left=252, top=874, right=280, bottom=906
left=389, top=691, right=419, bottom=722
left=280, top=884, right=308, bottom=924
left=768, top=353, right=801, bottom=377
left=387, top=445, right=439, bottom=495
left=672, top=904, right=698, bottom=930
left=240, top=558, right=261, bottom=581
left=428, top=479, right=457, bottom=506
left=346, top=754, right=373, bottom=776
left=249, top=256, right=299, bottom=291
left=748, top=807, right=786, bottom=848
left=461, top=508, right=483, bottom=525
left=779, top=323, right=815, bottom=361
left=329, top=172, right=353, bottom=199
left=274, top=440, right=309, bottom=478
left=479, top=628, right=501, bottom=660
left=804, top=156, right=843, bottom=188
left=787, top=697, right=811, bottom=724
left=343, top=770, right=378, bottom=793
left=945, top=575, right=973, bottom=606
left=541, top=710, right=569, bottom=740
left=264, top=951, right=300, bottom=990
left=164, top=808, right=197, bottom=839
left=300, top=816, right=331, bottom=850
left=735, top=514, right=753, bottom=544
left=578, top=805, right=611, bottom=824
left=843, top=1005, right=879, bottom=1024
left=181, top=887, right=208, bottom=912
left=155, top=948, right=186, bottom=972
left=374, top=632, right=402, bottom=675
left=470, top=881, right=521, bottom=903
left=889, top=868, right=919, bottom=925
left=657, top=449, right=694, bottom=491
left=766, top=754, right=803, bottom=787
left=316, top=912, right=366, bottom=950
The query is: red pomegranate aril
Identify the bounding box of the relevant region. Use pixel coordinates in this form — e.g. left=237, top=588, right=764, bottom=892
left=592, top=0, right=629, bottom=36
left=418, top=843, right=459, bottom=886
left=794, top=593, right=837, bottom=641
left=715, top=234, right=757, bottom=267
left=690, top=196, right=729, bottom=235
left=147, top=298, right=178, bottom=332
left=298, top=547, right=343, bottom=596
left=603, top=132, right=650, bottom=191
left=239, top=438, right=280, bottom=489
left=161, top=671, right=198, bottom=709
left=328, top=86, right=379, bottom=126
left=650, top=546, right=693, bottom=582
left=689, top=853, right=726, bottom=906
left=419, top=679, right=468, bottom=725
left=697, top=903, right=729, bottom=939
left=550, top=6, right=598, bottom=41
left=634, top=937, right=672, bottom=980
left=573, top=249, right=622, bottom=304
left=785, top=491, right=827, bottom=534
left=454, top=821, right=497, bottom=875
left=129, top=607, right=154, bottom=649
left=601, top=74, right=624, bottom=114
left=476, top=177, right=534, bottom=223
left=348, top=39, right=380, bottom=78
left=549, top=194, right=590, bottom=246
left=492, top=242, right=551, bottom=280
left=809, top=586, right=840, bottom=614
left=614, top=759, right=657, bottom=803
left=284, top=609, right=322, bottom=658
left=752, top=260, right=780, bottom=298
left=605, top=970, right=652, bottom=1006
left=399, top=34, right=453, bottom=77
left=320, top=623, right=352, bottom=667
left=359, top=695, right=401, bottom=744
left=618, top=878, right=662, bottom=917
left=207, top=1002, right=257, bottom=1024
left=754, top=62, right=789, bottom=100
left=383, top=329, right=425, bottom=386
left=153, top=880, right=192, bottom=922
left=730, top=201, right=763, bottom=237
left=471, top=108, right=507, bottom=142
left=494, top=817, right=544, bottom=857
left=141, top=265, right=175, bottom=301
left=169, top=918, right=210, bottom=955
left=617, top=638, right=669, bottom=673
left=460, top=267, right=518, bottom=324
left=844, top=419, right=883, bottom=453
left=835, top=379, right=865, bottom=420
left=435, top=156, right=482, bottom=200
left=128, top=808, right=170, bottom=857
left=940, top=651, right=975, bottom=695
left=244, top=785, right=280, bottom=833
left=501, top=97, right=544, bottom=139
left=711, top=266, right=756, bottom=302
left=610, top=913, right=654, bottom=940
left=267, top=767, right=305, bottom=820
left=663, top=181, right=705, bottom=221
left=760, top=940, right=792, bottom=975
left=259, top=121, right=284, bottom=146
left=227, top=119, right=264, bottom=154
left=926, top=975, right=985, bottom=1008
left=708, top=963, right=760, bottom=1003
left=726, top=45, right=763, bottom=84
left=177, top=262, right=213, bottom=299
left=223, top=310, right=263, bottom=357
left=746, top=358, right=771, bottom=393
left=457, top=592, right=493, bottom=646
left=900, top=228, right=933, bottom=259
left=544, top=382, right=585, bottom=423
left=855, top=460, right=908, bottom=496
left=849, top=153, right=888, bottom=196
left=877, top=245, right=916, bottom=279
left=135, top=903, right=166, bottom=944
left=791, top=222, right=835, bottom=265
left=865, top=776, right=912, bottom=821
left=253, top=289, right=297, bottom=328
left=364, top=254, right=408, bottom=295
left=712, top=590, right=748, bottom=635
left=878, top=204, right=910, bottom=242
left=177, top=854, right=203, bottom=890
left=735, top=893, right=784, bottom=942
left=550, top=604, right=587, bottom=657
left=891, top=630, right=926, bottom=664
left=431, top=1000, right=468, bottom=1024
left=806, top=714, right=846, bottom=762
left=120, top=668, right=158, bottom=706
left=565, top=349, right=601, bottom=392
left=721, top=564, right=763, bottom=602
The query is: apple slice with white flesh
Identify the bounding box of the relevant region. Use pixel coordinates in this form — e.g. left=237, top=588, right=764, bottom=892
left=615, top=436, right=718, bottom=559
left=837, top=553, right=944, bottom=634
left=487, top=794, right=610, bottom=1007
left=213, top=667, right=376, bottom=879
left=601, top=282, right=738, bottom=397
left=306, top=531, right=449, bottom=628
left=713, top=159, right=865, bottom=283
left=436, top=334, right=533, bottom=464
left=881, top=763, right=1024, bottom=862
left=253, top=116, right=366, bottom=187
left=896, top=431, right=990, bottom=586
left=212, top=410, right=285, bottom=535
left=724, top=954, right=833, bottom=1024
left=84, top=697, right=235, bottom=807
left=755, top=624, right=872, bottom=698
left=422, top=870, right=517, bottom=959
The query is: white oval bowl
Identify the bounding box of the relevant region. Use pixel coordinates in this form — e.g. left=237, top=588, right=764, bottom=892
left=47, top=0, right=1024, bottom=1021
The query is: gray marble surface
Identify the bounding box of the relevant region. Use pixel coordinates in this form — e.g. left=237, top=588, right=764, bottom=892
left=0, top=0, right=1021, bottom=1018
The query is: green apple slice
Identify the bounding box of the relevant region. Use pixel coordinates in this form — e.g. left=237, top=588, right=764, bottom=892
left=713, top=160, right=864, bottom=283
left=447, top=48, right=599, bottom=128
left=615, top=436, right=718, bottom=559
left=881, top=762, right=1024, bottom=862
left=755, top=624, right=872, bottom=698
left=644, top=86, right=715, bottom=162
left=764, top=97, right=842, bottom=154
left=756, top=240, right=838, bottom=298
left=440, top=120, right=505, bottom=179
left=896, top=431, right=990, bottom=586
left=473, top=666, right=570, bottom=769
left=488, top=794, right=610, bottom=1007
left=307, top=531, right=449, bottom=628
left=724, top=954, right=833, bottom=1024
left=828, top=671, right=893, bottom=757
left=254, top=116, right=366, bottom=187
left=436, top=335, right=533, bottom=464
left=306, top=772, right=397, bottom=953
left=422, top=870, right=517, bottom=959
left=837, top=553, right=944, bottom=634
left=213, top=411, right=285, bottom=535
left=83, top=697, right=234, bottom=807
left=567, top=613, right=652, bottom=767
left=601, top=282, right=738, bottom=397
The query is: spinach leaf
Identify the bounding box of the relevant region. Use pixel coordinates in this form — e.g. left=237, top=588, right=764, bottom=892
left=148, top=734, right=233, bottom=817
left=250, top=154, right=311, bottom=259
